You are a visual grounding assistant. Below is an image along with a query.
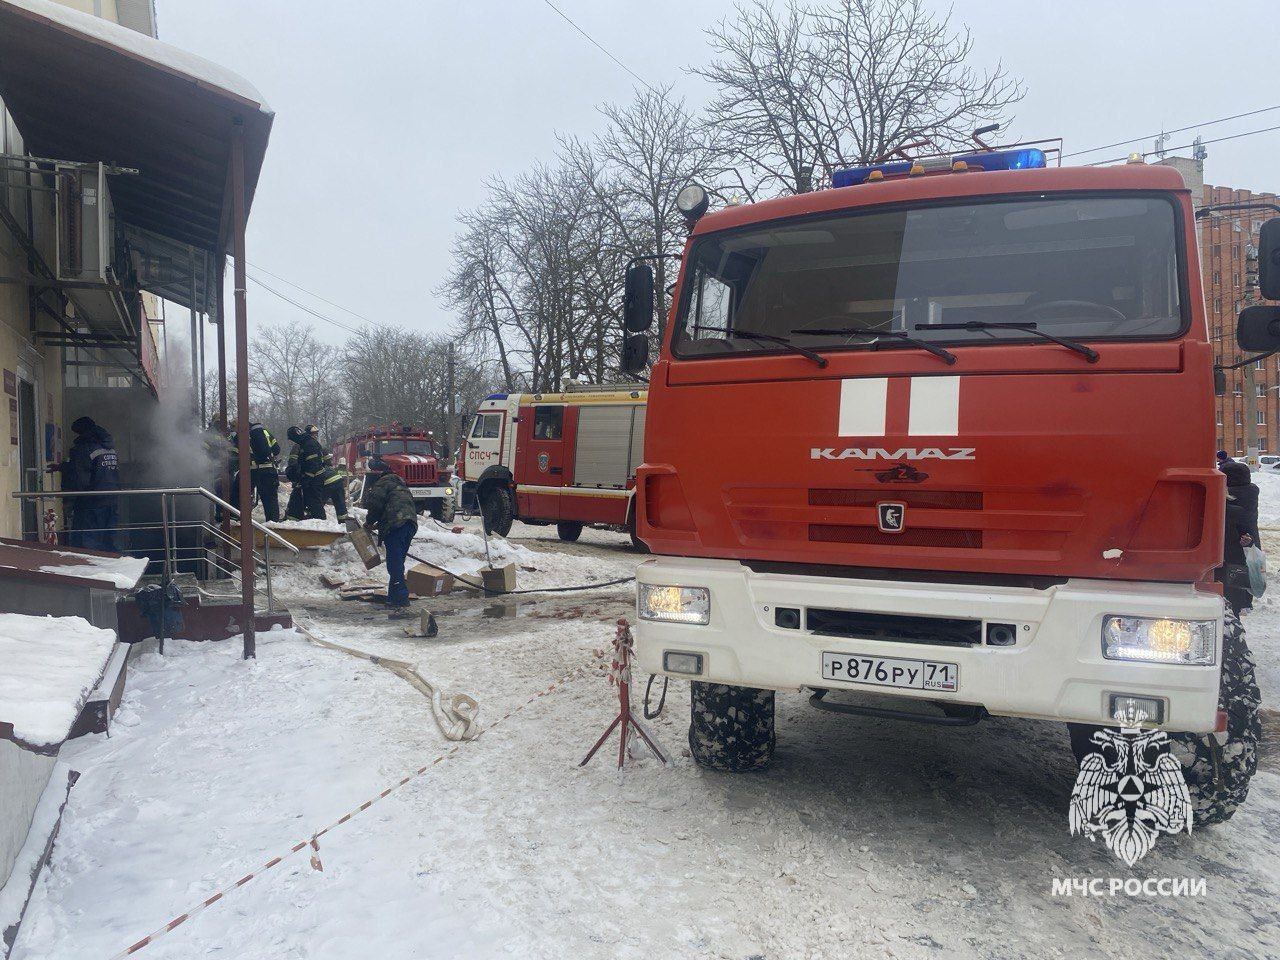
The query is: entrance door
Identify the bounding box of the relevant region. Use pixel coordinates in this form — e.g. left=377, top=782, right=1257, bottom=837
left=17, top=379, right=38, bottom=539
left=517, top=404, right=566, bottom=520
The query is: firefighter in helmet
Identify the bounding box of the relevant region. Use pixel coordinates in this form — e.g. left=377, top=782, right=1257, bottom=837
left=283, top=425, right=325, bottom=520
left=227, top=419, right=281, bottom=522
left=306, top=424, right=351, bottom=522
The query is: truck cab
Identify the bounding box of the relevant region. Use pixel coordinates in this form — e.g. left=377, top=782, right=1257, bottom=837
left=335, top=427, right=455, bottom=521
left=626, top=147, right=1280, bottom=827
left=460, top=387, right=646, bottom=543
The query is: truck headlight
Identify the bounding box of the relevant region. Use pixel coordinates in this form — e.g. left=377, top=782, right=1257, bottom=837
left=1102, top=616, right=1216, bottom=665
left=639, top=585, right=710, bottom=625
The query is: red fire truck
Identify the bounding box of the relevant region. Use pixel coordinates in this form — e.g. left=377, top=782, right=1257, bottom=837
left=459, top=385, right=646, bottom=543
left=624, top=146, right=1280, bottom=827
left=334, top=426, right=455, bottom=521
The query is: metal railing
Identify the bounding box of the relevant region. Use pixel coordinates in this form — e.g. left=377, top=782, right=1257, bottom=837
left=10, top=486, right=299, bottom=612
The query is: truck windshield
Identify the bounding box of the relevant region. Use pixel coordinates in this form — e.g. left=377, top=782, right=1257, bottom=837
left=672, top=195, right=1184, bottom=360
left=372, top=439, right=436, bottom=455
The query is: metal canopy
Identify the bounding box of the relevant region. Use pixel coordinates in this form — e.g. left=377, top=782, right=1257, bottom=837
left=0, top=0, right=273, bottom=259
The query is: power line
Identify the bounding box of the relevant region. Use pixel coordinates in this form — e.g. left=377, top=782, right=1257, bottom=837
left=246, top=273, right=365, bottom=337
left=1085, top=123, right=1280, bottom=167
left=247, top=261, right=380, bottom=327
left=1066, top=104, right=1280, bottom=159
left=539, top=0, right=655, bottom=93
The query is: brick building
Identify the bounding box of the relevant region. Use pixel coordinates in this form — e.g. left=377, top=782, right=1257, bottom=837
left=1161, top=156, right=1277, bottom=457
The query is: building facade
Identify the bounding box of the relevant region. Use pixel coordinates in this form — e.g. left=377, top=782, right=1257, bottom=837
left=1160, top=155, right=1277, bottom=457
left=0, top=1, right=161, bottom=541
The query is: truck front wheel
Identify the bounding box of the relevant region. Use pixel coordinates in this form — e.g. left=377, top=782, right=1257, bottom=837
left=556, top=521, right=583, bottom=542
left=479, top=485, right=514, bottom=537
left=429, top=496, right=456, bottom=523
left=1067, top=609, right=1260, bottom=828
left=688, top=682, right=775, bottom=772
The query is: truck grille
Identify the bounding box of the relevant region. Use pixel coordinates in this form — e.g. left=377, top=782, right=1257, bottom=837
left=809, top=525, right=983, bottom=549
left=806, top=608, right=982, bottom=646
left=399, top=462, right=436, bottom=483
left=809, top=488, right=983, bottom=510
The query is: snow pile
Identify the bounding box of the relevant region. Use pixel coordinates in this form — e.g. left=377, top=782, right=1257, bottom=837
left=37, top=552, right=147, bottom=590
left=410, top=522, right=535, bottom=576
left=267, top=517, right=345, bottom=533
left=0, top=614, right=116, bottom=747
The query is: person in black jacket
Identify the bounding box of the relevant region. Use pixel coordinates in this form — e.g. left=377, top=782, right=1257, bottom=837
left=306, top=425, right=350, bottom=522
left=283, top=425, right=326, bottom=520
left=1219, top=460, right=1261, bottom=615
left=52, top=416, right=120, bottom=551
left=228, top=420, right=282, bottom=522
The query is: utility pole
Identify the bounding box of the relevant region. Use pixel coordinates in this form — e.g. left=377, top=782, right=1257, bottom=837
left=446, top=341, right=457, bottom=459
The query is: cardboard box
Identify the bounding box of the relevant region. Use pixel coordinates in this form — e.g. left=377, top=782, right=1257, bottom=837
left=406, top=562, right=454, bottom=597
left=480, top=563, right=517, bottom=594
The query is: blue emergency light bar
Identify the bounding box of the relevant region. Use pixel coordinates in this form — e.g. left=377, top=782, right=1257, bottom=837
left=832, top=146, right=1047, bottom=188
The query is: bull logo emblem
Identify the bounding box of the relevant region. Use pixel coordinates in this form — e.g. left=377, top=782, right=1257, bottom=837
left=876, top=502, right=906, bottom=533
left=1068, top=713, right=1192, bottom=866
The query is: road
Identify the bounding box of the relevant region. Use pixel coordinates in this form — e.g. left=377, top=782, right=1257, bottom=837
left=14, top=522, right=1280, bottom=960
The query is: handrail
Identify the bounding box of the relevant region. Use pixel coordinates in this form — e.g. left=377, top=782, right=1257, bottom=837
left=10, top=485, right=298, bottom=553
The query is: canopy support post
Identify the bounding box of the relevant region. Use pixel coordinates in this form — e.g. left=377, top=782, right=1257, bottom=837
left=231, top=117, right=255, bottom=660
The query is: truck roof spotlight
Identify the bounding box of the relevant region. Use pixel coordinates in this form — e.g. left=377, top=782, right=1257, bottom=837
left=676, top=183, right=710, bottom=224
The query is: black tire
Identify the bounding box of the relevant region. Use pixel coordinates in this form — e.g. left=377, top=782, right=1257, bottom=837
left=1067, top=608, right=1260, bottom=828
left=627, top=504, right=650, bottom=553
left=689, top=682, right=775, bottom=771
left=1167, top=609, right=1260, bottom=826
left=556, top=520, right=583, bottom=542
left=479, top=484, right=514, bottom=537
left=429, top=496, right=457, bottom=523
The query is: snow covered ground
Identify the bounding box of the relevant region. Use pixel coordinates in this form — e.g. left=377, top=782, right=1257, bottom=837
left=10, top=508, right=1280, bottom=959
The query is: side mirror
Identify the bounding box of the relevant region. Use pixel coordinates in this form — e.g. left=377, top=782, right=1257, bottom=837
left=1237, top=304, right=1280, bottom=352
left=623, top=263, right=655, bottom=333
left=1259, top=218, right=1280, bottom=301
left=621, top=333, right=649, bottom=374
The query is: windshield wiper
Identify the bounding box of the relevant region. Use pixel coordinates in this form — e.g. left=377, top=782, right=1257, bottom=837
left=794, top=327, right=957, bottom=365
left=928, top=321, right=1099, bottom=363
left=700, top=326, right=829, bottom=368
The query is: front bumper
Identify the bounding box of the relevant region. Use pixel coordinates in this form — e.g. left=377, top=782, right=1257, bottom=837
left=408, top=485, right=453, bottom=501
left=633, top=557, right=1224, bottom=732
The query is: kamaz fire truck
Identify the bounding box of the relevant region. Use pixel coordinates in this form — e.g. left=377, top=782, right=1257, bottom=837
left=622, top=144, right=1280, bottom=827
left=459, top=385, right=646, bottom=543
left=334, top=426, right=455, bottom=521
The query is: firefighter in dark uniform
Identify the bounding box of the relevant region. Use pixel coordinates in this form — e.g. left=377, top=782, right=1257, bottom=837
left=51, top=416, right=121, bottom=551
left=284, top=426, right=325, bottom=520
left=306, top=424, right=351, bottom=522
left=228, top=419, right=281, bottom=522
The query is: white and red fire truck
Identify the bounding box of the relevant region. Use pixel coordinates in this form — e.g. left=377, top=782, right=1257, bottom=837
left=334, top=426, right=455, bottom=521
left=622, top=145, right=1280, bottom=827
left=459, top=385, right=646, bottom=543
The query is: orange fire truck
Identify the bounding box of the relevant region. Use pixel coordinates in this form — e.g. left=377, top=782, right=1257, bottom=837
left=459, top=385, right=646, bottom=543
left=622, top=145, right=1280, bottom=827
left=333, top=426, right=455, bottom=521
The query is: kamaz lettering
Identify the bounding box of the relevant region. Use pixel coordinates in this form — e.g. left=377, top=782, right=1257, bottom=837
left=810, top=447, right=976, bottom=461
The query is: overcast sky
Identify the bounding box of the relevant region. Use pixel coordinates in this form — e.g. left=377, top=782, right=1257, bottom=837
left=156, top=0, right=1278, bottom=346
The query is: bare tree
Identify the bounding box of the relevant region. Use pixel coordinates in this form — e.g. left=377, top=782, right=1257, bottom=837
left=247, top=319, right=341, bottom=443
left=693, top=0, right=1023, bottom=195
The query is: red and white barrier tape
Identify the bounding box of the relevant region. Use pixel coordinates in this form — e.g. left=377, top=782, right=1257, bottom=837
left=105, top=656, right=599, bottom=960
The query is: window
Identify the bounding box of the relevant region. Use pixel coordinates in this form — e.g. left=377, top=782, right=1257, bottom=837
left=533, top=406, right=564, bottom=441
left=1258, top=383, right=1268, bottom=396
left=673, top=195, right=1185, bottom=361
left=1256, top=360, right=1265, bottom=371
left=1258, top=410, right=1266, bottom=426
left=1262, top=438, right=1270, bottom=452
left=1237, top=438, right=1245, bottom=453
left=1236, top=409, right=1243, bottom=425
left=470, top=414, right=501, bottom=439
left=404, top=439, right=437, bottom=455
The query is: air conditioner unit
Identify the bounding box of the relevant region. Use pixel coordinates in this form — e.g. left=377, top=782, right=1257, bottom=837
left=55, top=162, right=117, bottom=283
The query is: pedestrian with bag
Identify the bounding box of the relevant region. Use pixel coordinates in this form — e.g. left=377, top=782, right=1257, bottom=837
left=1219, top=460, right=1263, bottom=615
